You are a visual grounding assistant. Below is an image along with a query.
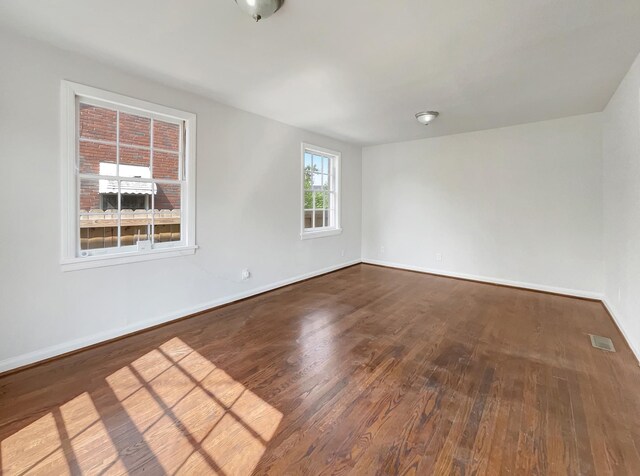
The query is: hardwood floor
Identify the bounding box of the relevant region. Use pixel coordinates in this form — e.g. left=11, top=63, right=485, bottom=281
left=1, top=264, right=639, bottom=475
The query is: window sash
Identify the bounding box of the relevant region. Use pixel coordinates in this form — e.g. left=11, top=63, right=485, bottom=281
left=77, top=101, right=185, bottom=181
left=77, top=178, right=184, bottom=255
left=76, top=102, right=185, bottom=256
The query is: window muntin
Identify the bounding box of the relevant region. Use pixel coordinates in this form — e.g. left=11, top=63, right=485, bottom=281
left=302, top=145, right=340, bottom=237
left=62, top=81, right=196, bottom=269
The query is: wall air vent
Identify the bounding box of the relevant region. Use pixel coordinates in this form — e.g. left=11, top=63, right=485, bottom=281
left=589, top=334, right=616, bottom=352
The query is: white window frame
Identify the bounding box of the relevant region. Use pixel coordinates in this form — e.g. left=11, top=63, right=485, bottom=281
left=300, top=143, right=342, bottom=240
left=60, top=81, right=197, bottom=271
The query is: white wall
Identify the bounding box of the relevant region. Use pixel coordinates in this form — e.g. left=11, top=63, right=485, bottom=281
left=362, top=114, right=604, bottom=297
left=0, top=31, right=362, bottom=372
left=602, top=51, right=640, bottom=359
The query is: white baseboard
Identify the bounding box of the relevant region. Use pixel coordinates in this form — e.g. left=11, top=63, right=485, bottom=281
left=362, top=258, right=604, bottom=300
left=0, top=259, right=360, bottom=374
left=601, top=299, right=640, bottom=364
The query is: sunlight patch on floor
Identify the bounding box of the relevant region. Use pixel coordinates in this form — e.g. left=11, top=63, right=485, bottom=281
left=1, top=413, right=65, bottom=474
left=1, top=337, right=282, bottom=476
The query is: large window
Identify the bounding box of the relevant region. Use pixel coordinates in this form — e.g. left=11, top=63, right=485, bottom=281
left=301, top=144, right=341, bottom=239
left=61, top=81, right=197, bottom=270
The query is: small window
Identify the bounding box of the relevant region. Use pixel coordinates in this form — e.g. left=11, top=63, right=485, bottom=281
left=301, top=144, right=341, bottom=239
left=61, top=81, right=197, bottom=270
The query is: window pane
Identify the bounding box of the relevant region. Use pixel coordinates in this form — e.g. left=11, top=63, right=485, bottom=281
left=304, top=167, right=313, bottom=190
left=120, top=193, right=150, bottom=211
left=304, top=191, right=313, bottom=209
left=120, top=181, right=152, bottom=247
left=155, top=183, right=181, bottom=210
left=80, top=177, right=103, bottom=211
left=119, top=179, right=154, bottom=201
left=304, top=210, right=313, bottom=229
left=315, top=210, right=325, bottom=228
left=314, top=191, right=325, bottom=209
left=79, top=142, right=116, bottom=175
left=153, top=120, right=180, bottom=151
left=312, top=155, right=323, bottom=174
left=153, top=150, right=179, bottom=180
left=121, top=209, right=152, bottom=246
left=80, top=213, right=119, bottom=250
left=119, top=112, right=150, bottom=147
left=119, top=147, right=152, bottom=200
left=327, top=209, right=335, bottom=228
left=79, top=178, right=119, bottom=250
left=101, top=194, right=118, bottom=210
left=120, top=146, right=150, bottom=169
left=304, top=153, right=314, bottom=191
left=79, top=104, right=117, bottom=142
left=154, top=183, right=181, bottom=243
left=323, top=156, right=328, bottom=175
left=120, top=216, right=151, bottom=246
left=154, top=211, right=181, bottom=243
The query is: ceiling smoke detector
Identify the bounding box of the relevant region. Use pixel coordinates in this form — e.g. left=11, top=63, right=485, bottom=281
left=235, top=0, right=284, bottom=22
left=415, top=111, right=439, bottom=125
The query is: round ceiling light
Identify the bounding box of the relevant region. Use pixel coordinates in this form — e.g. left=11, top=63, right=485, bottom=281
left=415, top=111, right=439, bottom=125
left=235, top=0, right=284, bottom=22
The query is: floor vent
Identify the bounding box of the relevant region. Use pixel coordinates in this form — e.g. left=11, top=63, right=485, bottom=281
left=589, top=334, right=616, bottom=352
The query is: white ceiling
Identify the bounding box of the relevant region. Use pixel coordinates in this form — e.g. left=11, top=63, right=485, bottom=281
left=1, top=0, right=639, bottom=145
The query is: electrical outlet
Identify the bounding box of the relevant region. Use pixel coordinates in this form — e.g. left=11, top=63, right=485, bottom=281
left=241, top=269, right=251, bottom=281
left=341, top=249, right=345, bottom=257
left=380, top=246, right=385, bottom=254
left=436, top=253, right=442, bottom=262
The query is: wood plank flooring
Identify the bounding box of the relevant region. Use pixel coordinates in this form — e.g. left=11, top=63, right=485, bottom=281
left=1, top=264, right=639, bottom=475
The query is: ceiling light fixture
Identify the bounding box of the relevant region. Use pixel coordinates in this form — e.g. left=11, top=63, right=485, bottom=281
left=415, top=111, right=439, bottom=125
left=234, top=0, right=284, bottom=22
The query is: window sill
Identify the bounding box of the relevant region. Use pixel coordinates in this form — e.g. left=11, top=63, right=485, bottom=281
left=61, top=245, right=198, bottom=272
left=300, top=228, right=343, bottom=240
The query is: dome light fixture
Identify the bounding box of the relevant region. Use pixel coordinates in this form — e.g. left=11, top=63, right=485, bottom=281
left=415, top=111, right=439, bottom=125
left=235, top=0, right=284, bottom=22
